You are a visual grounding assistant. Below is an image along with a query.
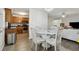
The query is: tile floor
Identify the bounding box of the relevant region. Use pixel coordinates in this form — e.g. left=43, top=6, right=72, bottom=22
left=3, top=33, right=31, bottom=51
left=3, top=33, right=79, bottom=51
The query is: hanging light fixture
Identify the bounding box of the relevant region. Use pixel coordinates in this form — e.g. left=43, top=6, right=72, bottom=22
left=44, top=8, right=54, bottom=12
left=61, top=12, right=66, bottom=18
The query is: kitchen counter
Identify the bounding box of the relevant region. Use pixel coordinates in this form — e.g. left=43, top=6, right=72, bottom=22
left=6, top=29, right=17, bottom=33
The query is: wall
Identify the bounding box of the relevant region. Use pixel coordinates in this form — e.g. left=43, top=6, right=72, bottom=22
left=52, top=20, right=62, bottom=27
left=66, top=18, right=79, bottom=22
left=48, top=16, right=62, bottom=27
left=29, top=8, right=48, bottom=39
left=48, top=16, right=53, bottom=28
left=48, top=14, right=79, bottom=27
left=49, top=18, right=79, bottom=27
left=62, top=18, right=79, bottom=26
left=0, top=8, right=5, bottom=51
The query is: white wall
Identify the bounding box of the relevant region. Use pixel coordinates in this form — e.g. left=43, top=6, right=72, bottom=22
left=29, top=8, right=48, bottom=39
left=48, top=15, right=79, bottom=27
left=48, top=16, right=53, bottom=28
left=0, top=8, right=5, bottom=51
left=67, top=19, right=79, bottom=22
left=48, top=15, right=62, bottom=27
left=52, top=20, right=62, bottom=27
left=62, top=18, right=79, bottom=26
left=48, top=16, right=75, bottom=27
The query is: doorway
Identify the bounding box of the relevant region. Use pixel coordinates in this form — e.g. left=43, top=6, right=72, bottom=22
left=3, top=8, right=31, bottom=51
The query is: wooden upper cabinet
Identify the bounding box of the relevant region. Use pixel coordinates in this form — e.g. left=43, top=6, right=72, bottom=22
left=11, top=16, right=29, bottom=23
left=5, top=8, right=12, bottom=23
left=22, top=17, right=29, bottom=23
left=5, top=8, right=29, bottom=23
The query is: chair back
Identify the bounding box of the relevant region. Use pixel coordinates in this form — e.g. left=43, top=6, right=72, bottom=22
left=50, top=27, right=62, bottom=47
left=31, top=27, right=37, bottom=39
left=47, top=26, right=60, bottom=44
left=31, top=27, right=44, bottom=40
left=48, top=30, right=58, bottom=41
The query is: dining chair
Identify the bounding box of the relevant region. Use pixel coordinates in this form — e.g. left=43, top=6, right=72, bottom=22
left=40, top=34, right=51, bottom=51
left=31, top=27, right=45, bottom=51
left=46, top=26, right=59, bottom=51
left=57, top=30, right=62, bottom=50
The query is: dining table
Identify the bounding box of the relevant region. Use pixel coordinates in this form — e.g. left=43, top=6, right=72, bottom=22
left=36, top=30, right=55, bottom=50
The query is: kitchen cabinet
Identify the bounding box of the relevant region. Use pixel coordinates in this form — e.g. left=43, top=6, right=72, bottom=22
left=11, top=16, right=29, bottom=23
left=5, top=8, right=12, bottom=23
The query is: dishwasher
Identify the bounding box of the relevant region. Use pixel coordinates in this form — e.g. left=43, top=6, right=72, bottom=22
left=7, top=33, right=16, bottom=45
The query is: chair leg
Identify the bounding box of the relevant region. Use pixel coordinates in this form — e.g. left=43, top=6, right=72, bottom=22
left=42, top=46, right=46, bottom=51
left=54, top=46, right=57, bottom=51
left=46, top=47, right=47, bottom=51
left=29, top=39, right=33, bottom=50
left=31, top=41, right=34, bottom=50
left=59, top=43, right=61, bottom=50
left=45, top=43, right=48, bottom=51
left=35, top=44, right=38, bottom=51
left=42, top=42, right=47, bottom=51
left=31, top=42, right=35, bottom=51
left=43, top=47, right=46, bottom=51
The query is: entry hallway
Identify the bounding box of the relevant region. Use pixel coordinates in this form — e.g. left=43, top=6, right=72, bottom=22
left=3, top=33, right=79, bottom=51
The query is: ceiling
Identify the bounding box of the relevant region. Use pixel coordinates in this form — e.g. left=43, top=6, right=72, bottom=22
left=12, top=8, right=29, bottom=18
left=47, top=8, right=79, bottom=19
left=11, top=8, right=79, bottom=19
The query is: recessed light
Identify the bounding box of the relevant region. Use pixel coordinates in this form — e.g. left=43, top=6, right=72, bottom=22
left=61, top=12, right=66, bottom=18
left=18, top=12, right=27, bottom=15
left=13, top=12, right=28, bottom=15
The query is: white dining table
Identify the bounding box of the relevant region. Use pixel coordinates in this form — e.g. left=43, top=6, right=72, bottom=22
left=37, top=30, right=54, bottom=34
left=36, top=30, right=54, bottom=50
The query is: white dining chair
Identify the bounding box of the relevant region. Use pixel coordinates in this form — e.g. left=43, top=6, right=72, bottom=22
left=46, top=26, right=59, bottom=51
left=40, top=34, right=51, bottom=51
left=31, top=28, right=45, bottom=51
left=46, top=33, right=57, bottom=50
left=57, top=30, right=62, bottom=50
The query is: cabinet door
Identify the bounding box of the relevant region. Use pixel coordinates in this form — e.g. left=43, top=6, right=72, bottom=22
left=5, top=8, right=12, bottom=23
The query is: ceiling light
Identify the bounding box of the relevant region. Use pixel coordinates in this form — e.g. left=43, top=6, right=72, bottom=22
left=18, top=12, right=27, bottom=15
left=62, top=15, right=65, bottom=18
left=13, top=12, right=28, bottom=16
left=61, top=12, right=66, bottom=18
left=44, top=8, right=54, bottom=12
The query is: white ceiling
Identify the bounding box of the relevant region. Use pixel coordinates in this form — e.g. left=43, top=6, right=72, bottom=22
left=47, top=8, right=79, bottom=19
left=11, top=8, right=79, bottom=19
left=12, top=8, right=29, bottom=12
left=12, top=8, right=29, bottom=17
